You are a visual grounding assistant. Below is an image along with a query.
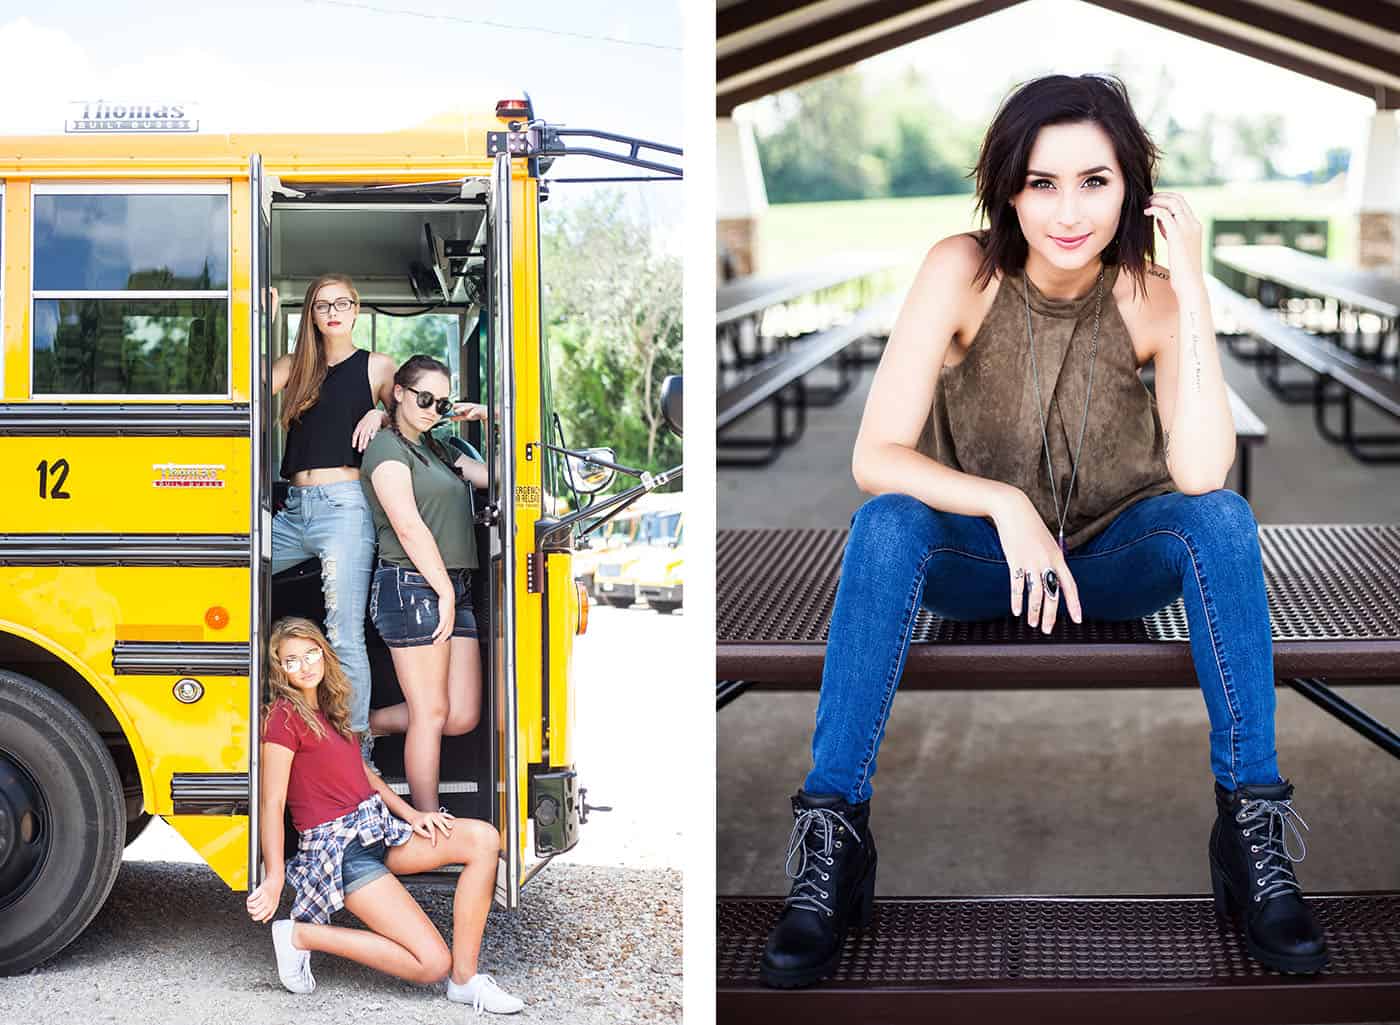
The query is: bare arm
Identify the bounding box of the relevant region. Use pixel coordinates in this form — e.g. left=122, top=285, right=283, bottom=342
left=258, top=742, right=293, bottom=881
left=853, top=236, right=1021, bottom=521
left=370, top=460, right=454, bottom=599
left=454, top=453, right=488, bottom=489
left=369, top=352, right=397, bottom=418
left=1151, top=279, right=1235, bottom=494
left=271, top=355, right=292, bottom=397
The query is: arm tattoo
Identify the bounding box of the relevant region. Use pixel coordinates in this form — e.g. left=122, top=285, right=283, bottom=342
left=1188, top=310, right=1202, bottom=394
left=1147, top=267, right=1169, bottom=281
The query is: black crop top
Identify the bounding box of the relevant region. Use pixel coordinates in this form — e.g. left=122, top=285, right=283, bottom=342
left=279, top=348, right=376, bottom=479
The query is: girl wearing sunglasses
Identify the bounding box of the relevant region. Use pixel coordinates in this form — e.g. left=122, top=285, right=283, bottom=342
left=359, top=354, right=489, bottom=812
left=268, top=274, right=398, bottom=767
left=247, top=616, right=522, bottom=1013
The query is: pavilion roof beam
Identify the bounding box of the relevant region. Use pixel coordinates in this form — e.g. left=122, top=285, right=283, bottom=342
left=717, top=0, right=1016, bottom=114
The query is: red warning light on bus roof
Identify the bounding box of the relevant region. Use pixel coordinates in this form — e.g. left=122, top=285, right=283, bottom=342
left=496, top=99, right=530, bottom=119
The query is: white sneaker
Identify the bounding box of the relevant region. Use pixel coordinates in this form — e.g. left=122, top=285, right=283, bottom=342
left=271, top=919, right=316, bottom=994
left=446, top=973, right=524, bottom=1015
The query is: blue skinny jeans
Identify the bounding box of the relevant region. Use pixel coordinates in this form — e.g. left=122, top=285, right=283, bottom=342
left=806, top=489, right=1282, bottom=803
left=271, top=481, right=376, bottom=734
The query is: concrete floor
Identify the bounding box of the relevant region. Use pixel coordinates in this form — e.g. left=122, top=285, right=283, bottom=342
left=717, top=336, right=1400, bottom=896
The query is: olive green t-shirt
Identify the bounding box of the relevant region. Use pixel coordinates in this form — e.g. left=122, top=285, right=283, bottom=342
left=360, top=431, right=478, bottom=571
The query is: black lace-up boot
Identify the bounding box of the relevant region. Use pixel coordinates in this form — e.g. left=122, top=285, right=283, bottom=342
left=1209, top=780, right=1328, bottom=974
left=759, top=791, right=877, bottom=989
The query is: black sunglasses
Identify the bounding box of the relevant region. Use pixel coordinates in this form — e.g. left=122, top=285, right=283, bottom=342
left=403, top=385, right=454, bottom=417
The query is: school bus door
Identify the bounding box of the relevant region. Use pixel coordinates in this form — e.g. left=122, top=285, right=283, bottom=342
left=489, top=150, right=522, bottom=908
left=248, top=153, right=273, bottom=887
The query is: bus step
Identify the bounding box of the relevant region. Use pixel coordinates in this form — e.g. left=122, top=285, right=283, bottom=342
left=386, top=780, right=479, bottom=795
left=717, top=893, right=1400, bottom=1024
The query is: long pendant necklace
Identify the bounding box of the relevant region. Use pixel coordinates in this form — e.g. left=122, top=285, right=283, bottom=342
left=1024, top=266, right=1103, bottom=555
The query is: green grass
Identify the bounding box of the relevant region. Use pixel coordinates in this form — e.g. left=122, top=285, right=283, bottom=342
left=757, top=180, right=1356, bottom=277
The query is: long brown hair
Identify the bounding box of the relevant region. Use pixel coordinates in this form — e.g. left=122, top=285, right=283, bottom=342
left=263, top=617, right=355, bottom=742
left=279, top=273, right=361, bottom=430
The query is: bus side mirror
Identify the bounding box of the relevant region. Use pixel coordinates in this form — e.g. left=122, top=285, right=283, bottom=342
left=569, top=448, right=616, bottom=494
left=661, top=375, right=682, bottom=437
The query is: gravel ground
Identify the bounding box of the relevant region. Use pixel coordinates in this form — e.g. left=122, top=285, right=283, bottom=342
left=0, top=606, right=690, bottom=1024
left=0, top=859, right=682, bottom=1024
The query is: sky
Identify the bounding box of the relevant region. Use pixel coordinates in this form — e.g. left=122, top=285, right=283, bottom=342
left=0, top=1, right=684, bottom=229
left=738, top=0, right=1377, bottom=179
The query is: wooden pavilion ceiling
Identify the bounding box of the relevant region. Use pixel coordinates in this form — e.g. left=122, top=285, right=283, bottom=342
left=717, top=0, right=1400, bottom=114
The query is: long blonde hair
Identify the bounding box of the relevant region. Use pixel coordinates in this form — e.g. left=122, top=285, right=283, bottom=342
left=263, top=617, right=355, bottom=741
left=279, top=273, right=361, bottom=430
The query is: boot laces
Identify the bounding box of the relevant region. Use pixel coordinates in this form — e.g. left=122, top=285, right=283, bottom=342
left=783, top=807, right=860, bottom=917
left=1237, top=796, right=1310, bottom=902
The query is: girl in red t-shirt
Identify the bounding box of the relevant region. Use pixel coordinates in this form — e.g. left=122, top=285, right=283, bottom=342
left=245, top=616, right=522, bottom=1014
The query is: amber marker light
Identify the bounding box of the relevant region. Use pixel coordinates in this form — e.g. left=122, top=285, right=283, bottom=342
left=205, top=606, right=230, bottom=630
left=576, top=583, right=589, bottom=636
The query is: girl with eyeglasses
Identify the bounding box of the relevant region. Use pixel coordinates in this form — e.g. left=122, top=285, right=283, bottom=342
left=246, top=617, right=521, bottom=1013
left=269, top=274, right=397, bottom=767
left=358, top=354, right=489, bottom=813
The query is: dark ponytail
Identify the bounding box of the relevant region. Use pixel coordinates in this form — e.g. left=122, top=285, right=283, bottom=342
left=386, top=354, right=466, bottom=477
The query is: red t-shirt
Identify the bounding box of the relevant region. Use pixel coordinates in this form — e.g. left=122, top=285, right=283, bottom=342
left=263, top=700, right=374, bottom=833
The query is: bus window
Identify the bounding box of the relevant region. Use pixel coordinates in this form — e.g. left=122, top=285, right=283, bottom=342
left=31, top=188, right=230, bottom=397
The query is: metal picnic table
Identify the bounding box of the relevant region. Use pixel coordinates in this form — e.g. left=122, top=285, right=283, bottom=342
left=1213, top=244, right=1400, bottom=364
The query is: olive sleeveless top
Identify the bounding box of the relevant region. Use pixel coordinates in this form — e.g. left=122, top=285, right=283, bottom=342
left=916, top=256, right=1176, bottom=552
left=280, top=348, right=375, bottom=480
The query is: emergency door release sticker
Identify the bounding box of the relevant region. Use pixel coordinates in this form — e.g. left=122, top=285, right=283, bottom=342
left=153, top=463, right=226, bottom=489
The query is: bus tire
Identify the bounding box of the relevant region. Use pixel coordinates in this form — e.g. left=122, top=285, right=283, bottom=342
left=652, top=602, right=680, bottom=615
left=0, top=670, right=125, bottom=975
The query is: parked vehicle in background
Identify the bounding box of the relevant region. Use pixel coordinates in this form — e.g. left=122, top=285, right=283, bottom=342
left=637, top=517, right=685, bottom=614
left=592, top=502, right=683, bottom=608
left=572, top=492, right=677, bottom=598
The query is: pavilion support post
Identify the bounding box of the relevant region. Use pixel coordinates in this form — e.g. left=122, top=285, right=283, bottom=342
left=718, top=116, right=768, bottom=279
left=1352, top=107, right=1400, bottom=275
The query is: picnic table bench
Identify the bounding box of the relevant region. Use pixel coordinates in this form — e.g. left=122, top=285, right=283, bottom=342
left=716, top=523, right=1400, bottom=1018
left=718, top=258, right=900, bottom=467
left=1206, top=275, right=1400, bottom=464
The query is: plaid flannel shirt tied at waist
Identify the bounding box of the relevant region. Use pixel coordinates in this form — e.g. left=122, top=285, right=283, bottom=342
left=284, top=793, right=414, bottom=924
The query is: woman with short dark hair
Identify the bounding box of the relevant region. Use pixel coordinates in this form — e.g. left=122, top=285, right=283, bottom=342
left=761, top=73, right=1327, bottom=988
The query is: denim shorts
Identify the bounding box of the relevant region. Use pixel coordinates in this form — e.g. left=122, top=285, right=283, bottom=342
left=370, top=560, right=478, bottom=647
left=341, top=836, right=390, bottom=896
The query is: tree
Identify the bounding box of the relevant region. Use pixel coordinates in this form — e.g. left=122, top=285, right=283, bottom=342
left=754, top=73, right=883, bottom=202
left=1230, top=114, right=1287, bottom=180
left=540, top=193, right=682, bottom=484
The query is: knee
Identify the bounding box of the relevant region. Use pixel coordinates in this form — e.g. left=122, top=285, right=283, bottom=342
left=444, top=704, right=481, bottom=736
left=850, top=493, right=940, bottom=551
left=458, top=819, right=499, bottom=859
left=416, top=942, right=452, bottom=985
left=411, top=703, right=449, bottom=733
left=1179, top=489, right=1258, bottom=542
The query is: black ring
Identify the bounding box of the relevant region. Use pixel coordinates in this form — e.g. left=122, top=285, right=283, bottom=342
left=1043, top=569, right=1060, bottom=601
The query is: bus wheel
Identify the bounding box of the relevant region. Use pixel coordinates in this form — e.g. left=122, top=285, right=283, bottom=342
left=0, top=671, right=125, bottom=975
left=652, top=602, right=680, bottom=615
left=124, top=812, right=153, bottom=849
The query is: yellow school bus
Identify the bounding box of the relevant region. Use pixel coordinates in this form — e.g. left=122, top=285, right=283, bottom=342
left=0, top=99, right=681, bottom=973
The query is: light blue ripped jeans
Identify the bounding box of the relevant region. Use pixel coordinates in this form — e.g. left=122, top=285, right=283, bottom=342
left=806, top=489, right=1282, bottom=804
left=271, top=481, right=376, bottom=734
